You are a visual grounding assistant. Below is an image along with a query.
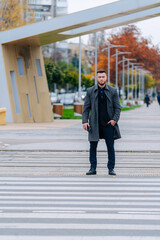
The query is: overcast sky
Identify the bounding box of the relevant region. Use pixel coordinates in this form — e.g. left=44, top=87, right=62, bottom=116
left=68, top=0, right=160, bottom=46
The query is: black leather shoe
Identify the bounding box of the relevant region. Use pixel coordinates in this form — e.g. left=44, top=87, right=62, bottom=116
left=86, top=169, right=96, bottom=175
left=109, top=169, right=116, bottom=176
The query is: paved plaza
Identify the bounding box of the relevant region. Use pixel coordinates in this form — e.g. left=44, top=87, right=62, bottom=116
left=0, top=101, right=160, bottom=152
left=0, top=101, right=160, bottom=239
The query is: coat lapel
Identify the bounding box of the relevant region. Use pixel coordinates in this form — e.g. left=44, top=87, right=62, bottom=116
left=104, top=84, right=112, bottom=103
left=94, top=84, right=98, bottom=116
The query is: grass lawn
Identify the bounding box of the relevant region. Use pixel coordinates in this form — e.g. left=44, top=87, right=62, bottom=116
left=61, top=108, right=82, bottom=119
left=60, top=105, right=141, bottom=119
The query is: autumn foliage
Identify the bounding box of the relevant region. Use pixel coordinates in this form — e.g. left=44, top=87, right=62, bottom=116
left=0, top=0, right=35, bottom=31
left=92, top=25, right=160, bottom=87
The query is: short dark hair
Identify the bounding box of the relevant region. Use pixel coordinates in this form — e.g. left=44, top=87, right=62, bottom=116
left=97, top=69, right=107, bottom=74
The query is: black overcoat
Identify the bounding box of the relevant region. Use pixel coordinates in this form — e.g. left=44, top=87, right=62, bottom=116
left=82, top=84, right=121, bottom=141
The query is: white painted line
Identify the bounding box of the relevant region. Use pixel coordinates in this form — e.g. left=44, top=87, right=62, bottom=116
left=32, top=210, right=86, bottom=213
left=1, top=207, right=160, bottom=212
left=119, top=211, right=160, bottom=215
left=0, top=186, right=160, bottom=191
left=0, top=177, right=160, bottom=182
left=0, top=191, right=160, bottom=196
left=0, top=223, right=160, bottom=230
left=1, top=181, right=160, bottom=186
left=1, top=212, right=160, bottom=220
left=1, top=196, right=160, bottom=201
left=0, top=200, right=160, bottom=206
left=1, top=237, right=160, bottom=240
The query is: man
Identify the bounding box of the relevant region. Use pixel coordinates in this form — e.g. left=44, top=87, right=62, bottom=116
left=144, top=93, right=150, bottom=107
left=157, top=92, right=160, bottom=106
left=82, top=69, right=121, bottom=176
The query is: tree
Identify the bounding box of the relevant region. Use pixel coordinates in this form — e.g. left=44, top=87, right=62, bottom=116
left=0, top=0, right=35, bottom=31
left=45, top=59, right=64, bottom=91
left=92, top=25, right=160, bottom=88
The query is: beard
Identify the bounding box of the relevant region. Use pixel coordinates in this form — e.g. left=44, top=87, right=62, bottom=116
left=98, top=82, right=105, bottom=86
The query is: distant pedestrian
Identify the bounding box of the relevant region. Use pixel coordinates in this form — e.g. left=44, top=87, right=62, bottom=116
left=157, top=92, right=160, bottom=106
left=152, top=92, right=156, bottom=100
left=82, top=69, right=121, bottom=176
left=144, top=94, right=150, bottom=107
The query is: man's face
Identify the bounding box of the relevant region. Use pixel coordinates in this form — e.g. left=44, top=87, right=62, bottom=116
left=97, top=72, right=107, bottom=86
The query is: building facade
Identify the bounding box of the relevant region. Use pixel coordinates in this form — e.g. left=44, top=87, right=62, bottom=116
left=28, top=0, right=68, bottom=60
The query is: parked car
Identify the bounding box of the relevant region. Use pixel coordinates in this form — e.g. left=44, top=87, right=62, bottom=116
left=58, top=93, right=75, bottom=106
left=74, top=91, right=87, bottom=103
left=49, top=92, right=59, bottom=105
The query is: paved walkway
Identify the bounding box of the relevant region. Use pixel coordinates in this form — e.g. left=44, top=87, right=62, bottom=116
left=0, top=176, right=160, bottom=239
left=0, top=101, right=159, bottom=151
left=0, top=102, right=160, bottom=240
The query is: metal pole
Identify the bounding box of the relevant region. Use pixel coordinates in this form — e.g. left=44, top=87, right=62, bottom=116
left=122, top=56, right=125, bottom=107
left=141, top=71, right=143, bottom=100
left=138, top=69, right=141, bottom=100
left=95, top=33, right=97, bottom=84
left=127, top=59, right=130, bottom=102
left=108, top=41, right=110, bottom=85
left=116, top=49, right=118, bottom=91
left=78, top=36, right=81, bottom=98
left=142, top=71, right=145, bottom=100
left=135, top=66, right=137, bottom=100
left=131, top=63, right=134, bottom=102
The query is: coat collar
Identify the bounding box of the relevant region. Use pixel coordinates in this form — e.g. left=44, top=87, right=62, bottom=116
left=94, top=84, right=109, bottom=91
left=94, top=84, right=111, bottom=102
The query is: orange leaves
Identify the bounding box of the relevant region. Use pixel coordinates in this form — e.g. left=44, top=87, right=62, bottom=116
left=92, top=25, right=160, bottom=84
left=0, top=0, right=35, bottom=31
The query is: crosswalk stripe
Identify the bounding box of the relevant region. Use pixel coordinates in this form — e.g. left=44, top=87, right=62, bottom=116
left=0, top=196, right=160, bottom=200
left=1, top=237, right=160, bottom=240
left=0, top=200, right=160, bottom=205
left=1, top=212, right=160, bottom=219
left=0, top=186, right=160, bottom=191
left=0, top=223, right=160, bottom=230
left=1, top=207, right=160, bottom=212
left=0, top=176, right=160, bottom=239
left=0, top=191, right=160, bottom=196
left=1, top=181, right=160, bottom=185
left=1, top=177, right=160, bottom=182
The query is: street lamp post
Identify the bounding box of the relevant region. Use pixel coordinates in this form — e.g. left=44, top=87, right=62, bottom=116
left=95, top=32, right=98, bottom=84
left=78, top=36, right=82, bottom=98
left=102, top=42, right=125, bottom=85
left=131, top=63, right=134, bottom=102
left=108, top=41, right=111, bottom=85
left=122, top=56, right=125, bottom=107
left=135, top=66, right=138, bottom=100
left=139, top=69, right=141, bottom=100
left=138, top=68, right=143, bottom=101
left=123, top=58, right=136, bottom=103
left=131, top=63, right=142, bottom=102
left=127, top=59, right=130, bottom=101
left=112, top=50, right=131, bottom=92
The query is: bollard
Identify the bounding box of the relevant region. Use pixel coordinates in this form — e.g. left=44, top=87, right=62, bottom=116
left=53, top=104, right=63, bottom=118
left=0, top=108, right=7, bottom=125
left=74, top=103, right=83, bottom=117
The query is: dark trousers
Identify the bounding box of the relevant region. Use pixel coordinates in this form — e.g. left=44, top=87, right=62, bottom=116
left=89, top=124, right=115, bottom=170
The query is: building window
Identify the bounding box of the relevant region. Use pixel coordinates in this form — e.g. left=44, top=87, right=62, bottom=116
left=10, top=71, right=21, bottom=114
left=36, top=59, right=42, bottom=76
left=34, top=76, right=39, bottom=104
left=26, top=94, right=32, bottom=118
left=17, top=58, right=25, bottom=75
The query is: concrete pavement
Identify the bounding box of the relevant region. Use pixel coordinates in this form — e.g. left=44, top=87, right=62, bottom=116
left=0, top=102, right=160, bottom=239
left=0, top=101, right=160, bottom=152
left=1, top=176, right=160, bottom=239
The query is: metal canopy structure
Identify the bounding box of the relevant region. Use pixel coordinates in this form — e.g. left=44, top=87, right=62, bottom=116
left=0, top=0, right=160, bottom=123
left=0, top=0, right=160, bottom=45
